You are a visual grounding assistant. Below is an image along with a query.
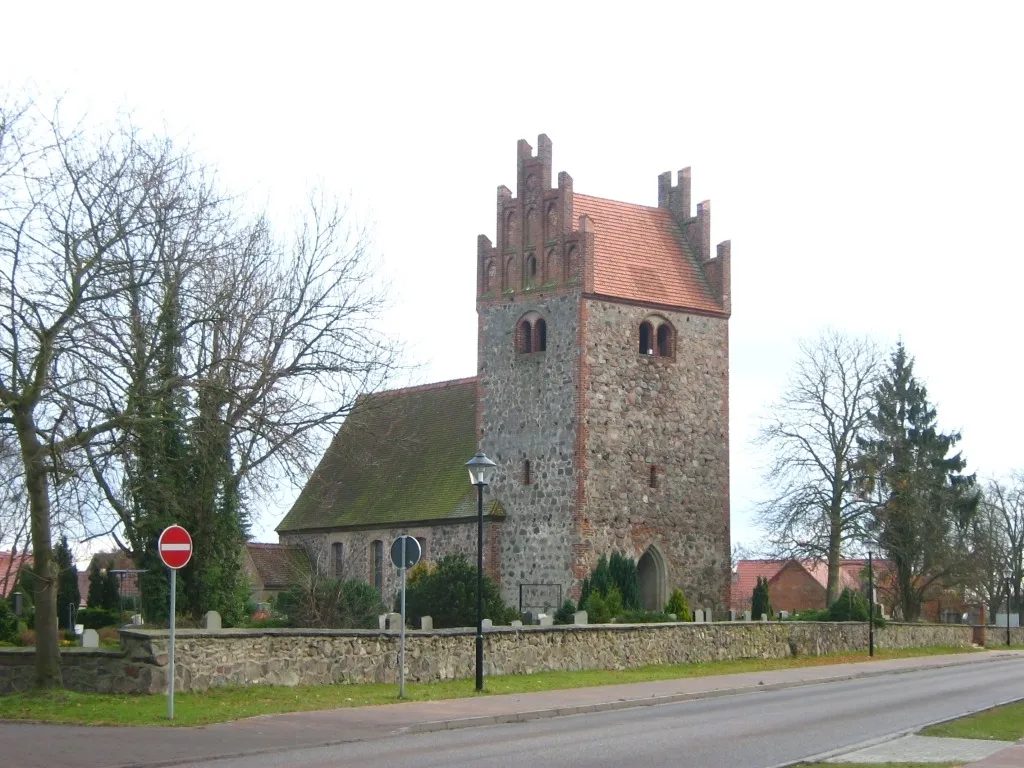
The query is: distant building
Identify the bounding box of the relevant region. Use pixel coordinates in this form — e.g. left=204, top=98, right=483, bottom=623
left=243, top=543, right=310, bottom=604
left=0, top=550, right=30, bottom=598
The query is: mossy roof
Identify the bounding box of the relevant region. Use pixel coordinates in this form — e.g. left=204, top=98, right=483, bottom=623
left=276, top=377, right=501, bottom=532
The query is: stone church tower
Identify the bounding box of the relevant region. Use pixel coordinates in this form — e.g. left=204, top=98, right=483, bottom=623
left=476, top=135, right=732, bottom=611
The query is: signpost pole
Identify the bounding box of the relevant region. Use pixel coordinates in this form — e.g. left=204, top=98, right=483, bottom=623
left=399, top=537, right=407, bottom=699
left=168, top=568, right=176, bottom=720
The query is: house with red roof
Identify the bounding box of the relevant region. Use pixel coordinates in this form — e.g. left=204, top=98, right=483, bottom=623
left=278, top=135, right=734, bottom=613
left=0, top=550, right=30, bottom=598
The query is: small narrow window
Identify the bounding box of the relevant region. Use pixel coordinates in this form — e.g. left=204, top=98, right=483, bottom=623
left=332, top=542, right=344, bottom=578
left=372, top=540, right=383, bottom=592
left=535, top=318, right=547, bottom=352
left=649, top=465, right=658, bottom=488
left=524, top=459, right=532, bottom=485
left=639, top=322, right=654, bottom=355
left=527, top=254, right=537, bottom=279
left=656, top=323, right=673, bottom=357
left=520, top=320, right=533, bottom=353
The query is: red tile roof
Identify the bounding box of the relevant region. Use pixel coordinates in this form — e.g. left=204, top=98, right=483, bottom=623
left=246, top=543, right=310, bottom=589
left=0, top=551, right=30, bottom=598
left=731, top=560, right=787, bottom=607
left=572, top=194, right=723, bottom=314
left=732, top=558, right=892, bottom=608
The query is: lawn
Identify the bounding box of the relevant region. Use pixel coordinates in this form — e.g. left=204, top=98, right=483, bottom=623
left=920, top=699, right=1024, bottom=742
left=799, top=763, right=964, bottom=768
left=0, top=646, right=976, bottom=728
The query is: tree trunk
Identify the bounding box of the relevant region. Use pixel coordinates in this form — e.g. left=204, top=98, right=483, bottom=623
left=14, top=407, right=62, bottom=689
left=826, top=500, right=842, bottom=605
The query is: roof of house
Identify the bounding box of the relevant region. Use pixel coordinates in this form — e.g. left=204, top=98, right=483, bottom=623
left=0, top=551, right=30, bottom=598
left=277, top=377, right=501, bottom=532
left=572, top=193, right=723, bottom=314
left=245, top=543, right=310, bottom=588
left=731, top=558, right=883, bottom=607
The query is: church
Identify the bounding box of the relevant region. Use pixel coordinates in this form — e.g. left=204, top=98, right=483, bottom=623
left=276, top=135, right=732, bottom=615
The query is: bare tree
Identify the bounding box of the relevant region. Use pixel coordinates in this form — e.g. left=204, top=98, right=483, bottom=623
left=754, top=330, right=880, bottom=604
left=982, top=474, right=1024, bottom=624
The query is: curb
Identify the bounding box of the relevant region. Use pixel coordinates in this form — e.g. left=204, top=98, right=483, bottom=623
left=765, top=691, right=1024, bottom=767
left=402, top=652, right=1020, bottom=735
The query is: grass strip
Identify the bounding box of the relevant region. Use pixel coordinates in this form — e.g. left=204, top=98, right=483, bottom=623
left=799, top=763, right=964, bottom=768
left=0, top=646, right=976, bottom=728
left=920, top=699, right=1024, bottom=741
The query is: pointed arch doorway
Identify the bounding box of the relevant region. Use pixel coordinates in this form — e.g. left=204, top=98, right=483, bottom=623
left=637, top=546, right=667, bottom=611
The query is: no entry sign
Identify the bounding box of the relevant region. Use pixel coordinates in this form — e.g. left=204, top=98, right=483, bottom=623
left=158, top=525, right=193, bottom=570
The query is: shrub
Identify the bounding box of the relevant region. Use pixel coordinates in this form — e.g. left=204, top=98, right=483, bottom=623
left=751, top=576, right=773, bottom=619
left=580, top=553, right=640, bottom=613
left=665, top=588, right=691, bottom=621
left=788, top=609, right=830, bottom=621
left=77, top=608, right=120, bottom=629
left=402, top=554, right=515, bottom=629
left=828, top=588, right=870, bottom=622
left=0, top=598, right=17, bottom=644
left=553, top=600, right=577, bottom=625
left=277, top=577, right=385, bottom=629
left=583, top=584, right=623, bottom=624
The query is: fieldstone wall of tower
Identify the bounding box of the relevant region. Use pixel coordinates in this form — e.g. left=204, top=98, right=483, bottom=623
left=479, top=293, right=580, bottom=607
left=581, top=300, right=730, bottom=610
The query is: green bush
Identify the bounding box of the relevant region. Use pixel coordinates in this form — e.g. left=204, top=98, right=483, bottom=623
left=77, top=608, right=120, bottom=630
left=665, top=588, right=691, bottom=621
left=579, top=553, right=640, bottom=613
left=553, top=599, right=577, bottom=625
left=0, top=598, right=18, bottom=644
left=827, top=588, right=870, bottom=622
left=583, top=584, right=623, bottom=624
left=788, top=608, right=830, bottom=621
left=403, top=554, right=516, bottom=629
left=618, top=609, right=673, bottom=624
left=277, top=577, right=385, bottom=629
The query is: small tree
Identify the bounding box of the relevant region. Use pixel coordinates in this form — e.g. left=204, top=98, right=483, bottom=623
left=86, top=561, right=105, bottom=609
left=54, top=537, right=80, bottom=629
left=665, top=588, right=691, bottom=621
left=579, top=553, right=640, bottom=614
left=403, top=554, right=514, bottom=629
left=827, top=587, right=870, bottom=622
left=751, top=576, right=773, bottom=619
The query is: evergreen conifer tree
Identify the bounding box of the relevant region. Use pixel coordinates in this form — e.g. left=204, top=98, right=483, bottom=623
left=54, top=537, right=80, bottom=629
left=86, top=561, right=105, bottom=609
left=751, top=576, right=773, bottom=619
left=856, top=343, right=979, bottom=620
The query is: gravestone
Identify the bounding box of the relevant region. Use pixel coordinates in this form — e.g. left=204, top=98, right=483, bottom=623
left=573, top=611, right=588, bottom=625
left=81, top=629, right=99, bottom=648
left=511, top=620, right=523, bottom=627
left=202, top=610, right=221, bottom=630
left=728, top=609, right=737, bottom=621
left=760, top=613, right=768, bottom=622
left=524, top=611, right=538, bottom=625
left=378, top=614, right=388, bottom=630
left=131, top=614, right=143, bottom=626
left=386, top=612, right=403, bottom=630
left=705, top=608, right=712, bottom=622
left=667, top=613, right=677, bottom=621
left=693, top=608, right=705, bottom=623
left=779, top=611, right=789, bottom=620
left=539, top=614, right=553, bottom=627
left=743, top=610, right=752, bottom=621
left=481, top=618, right=493, bottom=629
left=420, top=616, right=433, bottom=631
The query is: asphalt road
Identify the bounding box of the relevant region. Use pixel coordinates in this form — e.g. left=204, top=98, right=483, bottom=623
left=173, top=657, right=1024, bottom=768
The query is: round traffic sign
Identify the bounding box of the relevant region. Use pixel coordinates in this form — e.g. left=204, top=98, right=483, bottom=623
left=390, top=536, right=421, bottom=569
left=158, top=525, right=193, bottom=570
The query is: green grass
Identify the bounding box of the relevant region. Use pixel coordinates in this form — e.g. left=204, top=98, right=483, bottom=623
left=0, top=646, right=976, bottom=728
left=799, top=763, right=964, bottom=767
left=920, top=699, right=1024, bottom=741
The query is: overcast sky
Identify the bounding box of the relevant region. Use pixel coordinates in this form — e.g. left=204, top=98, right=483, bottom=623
left=4, top=1, right=1022, bottom=553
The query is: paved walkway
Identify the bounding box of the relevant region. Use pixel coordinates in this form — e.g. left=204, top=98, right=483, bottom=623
left=0, top=650, right=1022, bottom=768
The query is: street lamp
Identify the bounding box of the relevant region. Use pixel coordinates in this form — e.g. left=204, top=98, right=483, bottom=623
left=1004, top=569, right=1013, bottom=647
left=466, top=451, right=497, bottom=692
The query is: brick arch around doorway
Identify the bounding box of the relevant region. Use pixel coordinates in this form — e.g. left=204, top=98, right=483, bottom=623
left=638, top=545, right=667, bottom=611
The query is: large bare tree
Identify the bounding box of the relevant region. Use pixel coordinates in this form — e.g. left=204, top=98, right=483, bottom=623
left=754, top=330, right=880, bottom=604
left=979, top=474, right=1024, bottom=624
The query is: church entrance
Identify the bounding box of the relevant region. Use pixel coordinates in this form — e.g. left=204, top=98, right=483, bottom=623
left=637, top=546, right=667, bottom=611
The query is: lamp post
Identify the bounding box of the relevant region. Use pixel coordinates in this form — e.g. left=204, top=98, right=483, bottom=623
left=466, top=451, right=496, bottom=692
left=1005, top=569, right=1013, bottom=647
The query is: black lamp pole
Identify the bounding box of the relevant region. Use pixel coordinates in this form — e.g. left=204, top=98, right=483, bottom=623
left=868, top=551, right=874, bottom=657
left=466, top=451, right=495, bottom=693
left=476, top=480, right=485, bottom=691
left=1007, top=573, right=1012, bottom=648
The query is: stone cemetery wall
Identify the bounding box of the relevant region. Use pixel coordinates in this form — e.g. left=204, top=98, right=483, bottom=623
left=0, top=620, right=976, bottom=695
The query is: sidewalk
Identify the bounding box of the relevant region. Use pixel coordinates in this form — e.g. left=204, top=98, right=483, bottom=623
left=1, top=650, right=1021, bottom=768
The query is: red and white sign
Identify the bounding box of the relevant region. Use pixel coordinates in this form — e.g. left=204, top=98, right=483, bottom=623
left=158, top=525, right=193, bottom=570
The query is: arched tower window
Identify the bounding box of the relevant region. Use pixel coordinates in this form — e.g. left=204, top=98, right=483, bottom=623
left=639, top=316, right=675, bottom=358
left=526, top=254, right=537, bottom=281
left=515, top=311, right=547, bottom=355
left=639, top=321, right=654, bottom=355
left=656, top=323, right=673, bottom=357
